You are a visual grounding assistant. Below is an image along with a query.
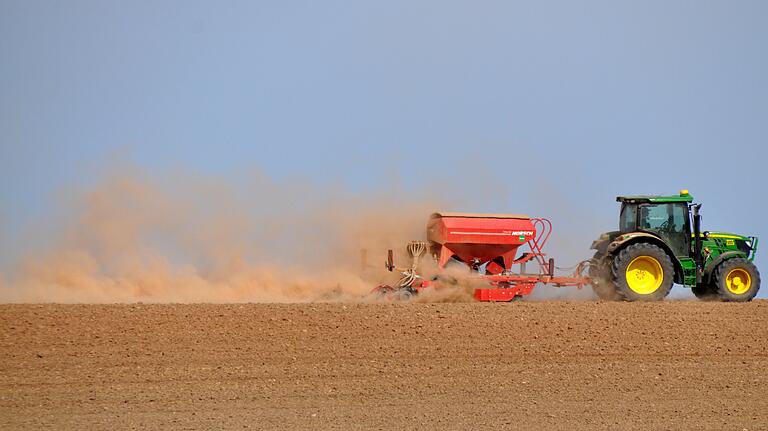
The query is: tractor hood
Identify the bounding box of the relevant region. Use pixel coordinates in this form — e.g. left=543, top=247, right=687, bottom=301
left=697, top=231, right=750, bottom=241
left=698, top=232, right=758, bottom=257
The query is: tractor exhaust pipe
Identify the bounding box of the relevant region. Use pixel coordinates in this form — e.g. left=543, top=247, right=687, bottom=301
left=692, top=204, right=703, bottom=283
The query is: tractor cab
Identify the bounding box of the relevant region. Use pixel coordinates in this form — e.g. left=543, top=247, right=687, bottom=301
left=617, top=190, right=694, bottom=258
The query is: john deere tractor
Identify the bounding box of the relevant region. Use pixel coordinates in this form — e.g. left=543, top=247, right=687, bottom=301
left=589, top=190, right=760, bottom=301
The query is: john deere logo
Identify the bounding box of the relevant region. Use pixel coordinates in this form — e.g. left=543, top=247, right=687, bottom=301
left=726, top=239, right=735, bottom=246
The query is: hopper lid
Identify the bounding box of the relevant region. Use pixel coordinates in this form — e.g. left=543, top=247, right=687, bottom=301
left=430, top=212, right=530, bottom=220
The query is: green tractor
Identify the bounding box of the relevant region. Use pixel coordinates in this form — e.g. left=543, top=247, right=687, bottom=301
left=589, top=190, right=760, bottom=301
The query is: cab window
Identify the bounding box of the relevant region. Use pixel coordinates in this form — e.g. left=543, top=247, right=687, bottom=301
left=638, top=203, right=687, bottom=233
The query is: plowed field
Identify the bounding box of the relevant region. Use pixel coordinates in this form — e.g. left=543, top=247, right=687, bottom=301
left=2, top=301, right=767, bottom=430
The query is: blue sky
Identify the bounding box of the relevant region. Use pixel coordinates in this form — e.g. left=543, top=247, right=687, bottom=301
left=1, top=1, right=766, bottom=295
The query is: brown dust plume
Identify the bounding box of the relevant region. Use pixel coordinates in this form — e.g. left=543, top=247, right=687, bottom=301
left=0, top=169, right=450, bottom=303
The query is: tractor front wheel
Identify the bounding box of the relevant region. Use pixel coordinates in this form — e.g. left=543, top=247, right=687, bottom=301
left=713, top=258, right=761, bottom=302
left=611, top=243, right=674, bottom=301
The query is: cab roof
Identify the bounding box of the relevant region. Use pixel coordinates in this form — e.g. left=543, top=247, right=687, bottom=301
left=617, top=190, right=694, bottom=204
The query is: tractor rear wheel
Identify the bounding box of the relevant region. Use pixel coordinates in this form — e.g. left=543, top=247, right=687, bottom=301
left=589, top=252, right=620, bottom=300
left=611, top=243, right=674, bottom=301
left=712, top=258, right=761, bottom=302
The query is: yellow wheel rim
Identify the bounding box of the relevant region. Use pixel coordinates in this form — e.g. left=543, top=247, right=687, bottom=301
left=725, top=268, right=751, bottom=295
left=626, top=256, right=664, bottom=295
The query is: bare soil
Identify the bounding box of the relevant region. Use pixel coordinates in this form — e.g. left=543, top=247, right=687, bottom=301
left=1, top=301, right=767, bottom=430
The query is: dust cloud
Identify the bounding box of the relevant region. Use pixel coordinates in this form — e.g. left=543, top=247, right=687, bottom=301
left=0, top=168, right=448, bottom=303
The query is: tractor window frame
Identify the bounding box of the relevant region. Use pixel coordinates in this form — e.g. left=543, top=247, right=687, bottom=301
left=619, top=203, right=637, bottom=232
left=635, top=202, right=691, bottom=257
